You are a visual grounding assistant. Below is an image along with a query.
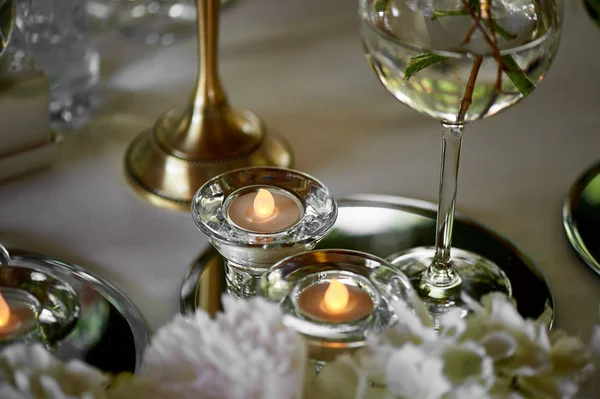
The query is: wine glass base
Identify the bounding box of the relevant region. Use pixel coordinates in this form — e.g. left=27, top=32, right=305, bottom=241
left=387, top=246, right=512, bottom=328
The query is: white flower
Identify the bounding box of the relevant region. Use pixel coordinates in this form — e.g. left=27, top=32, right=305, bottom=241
left=479, top=330, right=517, bottom=361
left=385, top=343, right=451, bottom=399
left=142, top=295, right=306, bottom=399
left=460, top=293, right=552, bottom=377
left=441, top=341, right=494, bottom=390
left=443, top=382, right=490, bottom=399
left=306, top=355, right=385, bottom=399
left=378, top=299, right=437, bottom=347
left=0, top=344, right=107, bottom=399
left=438, top=309, right=467, bottom=338
left=460, top=293, right=594, bottom=398
left=516, top=333, right=594, bottom=399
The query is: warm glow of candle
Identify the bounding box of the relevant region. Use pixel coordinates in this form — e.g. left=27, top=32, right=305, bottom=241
left=253, top=189, right=275, bottom=218
left=228, top=187, right=302, bottom=233
left=324, top=279, right=349, bottom=314
left=0, top=293, right=10, bottom=327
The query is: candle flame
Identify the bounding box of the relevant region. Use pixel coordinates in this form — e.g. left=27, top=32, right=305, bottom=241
left=0, top=293, right=10, bottom=327
left=253, top=189, right=275, bottom=218
left=324, top=279, right=349, bottom=314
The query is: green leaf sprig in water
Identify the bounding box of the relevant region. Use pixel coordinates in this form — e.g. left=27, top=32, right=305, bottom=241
left=404, top=53, right=449, bottom=80
left=389, top=0, right=536, bottom=121
left=502, top=54, right=535, bottom=96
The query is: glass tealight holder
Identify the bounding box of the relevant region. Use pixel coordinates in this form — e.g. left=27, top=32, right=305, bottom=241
left=192, top=167, right=337, bottom=298
left=258, top=249, right=418, bottom=363
left=0, top=264, right=80, bottom=349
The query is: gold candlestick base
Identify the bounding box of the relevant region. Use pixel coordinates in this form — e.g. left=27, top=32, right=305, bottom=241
left=124, top=119, right=293, bottom=212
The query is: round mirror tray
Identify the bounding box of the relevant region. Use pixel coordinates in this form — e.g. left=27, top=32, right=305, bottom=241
left=181, top=194, right=555, bottom=327
left=564, top=161, right=600, bottom=276
left=4, top=249, right=150, bottom=374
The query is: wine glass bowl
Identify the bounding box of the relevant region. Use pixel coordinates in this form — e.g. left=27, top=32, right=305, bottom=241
left=360, top=0, right=562, bottom=124
left=359, top=0, right=563, bottom=324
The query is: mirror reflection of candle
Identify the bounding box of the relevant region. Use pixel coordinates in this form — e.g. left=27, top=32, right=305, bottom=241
left=298, top=278, right=374, bottom=324
left=227, top=187, right=303, bottom=233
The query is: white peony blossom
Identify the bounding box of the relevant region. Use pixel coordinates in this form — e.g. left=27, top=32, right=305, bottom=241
left=311, top=293, right=596, bottom=399
left=443, top=382, right=491, bottom=399
left=385, top=343, right=451, bottom=399
left=461, top=293, right=594, bottom=398
left=438, top=308, right=467, bottom=338
left=141, top=295, right=306, bottom=399
left=440, top=341, right=494, bottom=390
left=0, top=344, right=107, bottom=399
left=379, top=299, right=437, bottom=346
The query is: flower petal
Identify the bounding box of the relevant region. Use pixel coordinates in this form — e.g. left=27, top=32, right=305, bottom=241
left=480, top=331, right=517, bottom=361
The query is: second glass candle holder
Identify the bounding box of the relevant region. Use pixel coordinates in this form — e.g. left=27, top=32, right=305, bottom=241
left=192, top=167, right=338, bottom=298
left=259, top=249, right=419, bottom=362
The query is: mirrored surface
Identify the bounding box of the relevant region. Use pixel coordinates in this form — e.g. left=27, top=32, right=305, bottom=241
left=563, top=161, right=600, bottom=276
left=7, top=249, right=150, bottom=374
left=181, top=195, right=554, bottom=326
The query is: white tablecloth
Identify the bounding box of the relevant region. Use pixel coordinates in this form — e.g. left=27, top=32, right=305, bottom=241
left=1, top=0, right=599, bottom=390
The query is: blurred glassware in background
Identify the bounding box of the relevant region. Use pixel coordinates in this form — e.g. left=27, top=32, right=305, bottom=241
left=116, top=0, right=197, bottom=45
left=17, top=0, right=100, bottom=131
left=86, top=0, right=235, bottom=46
left=0, top=0, right=15, bottom=57
left=0, top=24, right=37, bottom=76
left=584, top=0, right=600, bottom=26
left=86, top=0, right=119, bottom=31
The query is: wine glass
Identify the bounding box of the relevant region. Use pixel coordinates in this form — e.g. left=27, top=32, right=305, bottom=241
left=359, top=0, right=563, bottom=322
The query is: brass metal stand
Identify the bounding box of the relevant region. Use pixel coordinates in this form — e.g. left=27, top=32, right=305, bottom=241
left=124, top=0, right=294, bottom=211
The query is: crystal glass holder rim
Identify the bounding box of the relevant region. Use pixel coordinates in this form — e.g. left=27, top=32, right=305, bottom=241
left=191, top=166, right=338, bottom=248
left=259, top=249, right=418, bottom=342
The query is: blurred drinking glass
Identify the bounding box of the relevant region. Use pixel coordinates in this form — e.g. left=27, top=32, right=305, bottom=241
left=116, top=0, right=197, bottom=45
left=87, top=0, right=235, bottom=46
left=17, top=0, right=100, bottom=131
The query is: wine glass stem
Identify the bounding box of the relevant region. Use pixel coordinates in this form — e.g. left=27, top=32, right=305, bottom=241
left=427, top=123, right=465, bottom=287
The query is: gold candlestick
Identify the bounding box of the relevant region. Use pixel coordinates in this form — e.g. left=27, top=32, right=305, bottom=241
left=124, top=0, right=294, bottom=211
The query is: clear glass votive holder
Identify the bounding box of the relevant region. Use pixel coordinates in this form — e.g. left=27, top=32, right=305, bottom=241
left=258, top=249, right=418, bottom=363
left=191, top=167, right=337, bottom=298
left=0, top=265, right=80, bottom=349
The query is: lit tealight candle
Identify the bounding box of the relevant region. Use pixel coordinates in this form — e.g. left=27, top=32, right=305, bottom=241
left=298, top=279, right=374, bottom=324
left=0, top=292, right=36, bottom=337
left=227, top=187, right=303, bottom=233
